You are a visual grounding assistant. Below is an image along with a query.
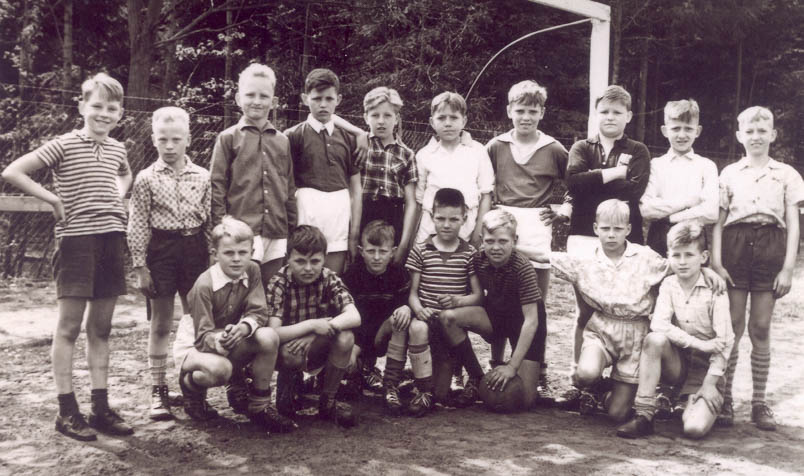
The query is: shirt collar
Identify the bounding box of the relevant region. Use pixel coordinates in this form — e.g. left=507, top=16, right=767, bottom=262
left=665, top=148, right=697, bottom=161
left=237, top=116, right=276, bottom=132
left=210, top=263, right=249, bottom=292
left=497, top=130, right=557, bottom=150
left=154, top=155, right=196, bottom=174
left=424, top=235, right=470, bottom=253
left=74, top=129, right=111, bottom=145
left=422, top=135, right=468, bottom=154
left=587, top=133, right=629, bottom=145
left=306, top=114, right=335, bottom=135
left=369, top=133, right=403, bottom=147
left=594, top=240, right=638, bottom=262
left=736, top=156, right=781, bottom=170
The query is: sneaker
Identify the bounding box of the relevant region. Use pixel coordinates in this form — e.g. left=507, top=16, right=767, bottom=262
left=616, top=415, right=654, bottom=439
left=226, top=378, right=250, bottom=415
left=751, top=403, right=777, bottom=431
left=655, top=392, right=673, bottom=421
left=452, top=373, right=465, bottom=391
left=453, top=378, right=479, bottom=408
left=672, top=394, right=689, bottom=420
left=716, top=400, right=734, bottom=427
left=55, top=413, right=97, bottom=441
left=363, top=366, right=384, bottom=392
left=554, top=386, right=581, bottom=411
left=384, top=386, right=403, bottom=416
left=276, top=370, right=301, bottom=418
left=179, top=370, right=218, bottom=421
left=318, top=394, right=358, bottom=428
left=88, top=407, right=134, bottom=436
left=149, top=385, right=173, bottom=421
left=407, top=388, right=434, bottom=417
left=248, top=405, right=297, bottom=433
left=534, top=373, right=556, bottom=406
left=578, top=390, right=599, bottom=416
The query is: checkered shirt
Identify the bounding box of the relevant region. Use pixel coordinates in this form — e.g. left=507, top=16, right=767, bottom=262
left=265, top=265, right=355, bottom=325
left=360, top=135, right=417, bottom=200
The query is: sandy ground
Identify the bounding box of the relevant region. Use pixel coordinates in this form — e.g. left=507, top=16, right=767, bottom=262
left=1, top=257, right=803, bottom=476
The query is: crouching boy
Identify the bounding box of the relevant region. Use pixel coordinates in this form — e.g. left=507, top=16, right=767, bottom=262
left=617, top=221, right=734, bottom=439
left=172, top=216, right=294, bottom=433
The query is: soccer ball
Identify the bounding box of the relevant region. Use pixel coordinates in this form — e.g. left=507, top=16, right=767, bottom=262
left=478, top=372, right=526, bottom=413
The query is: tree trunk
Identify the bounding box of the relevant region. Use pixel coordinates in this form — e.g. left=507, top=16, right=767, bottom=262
left=127, top=0, right=163, bottom=111
left=162, top=0, right=178, bottom=99
left=298, top=1, right=312, bottom=121
left=62, top=0, right=73, bottom=102
left=224, top=7, right=234, bottom=128
left=635, top=42, right=649, bottom=142
left=648, top=57, right=660, bottom=145
left=610, top=0, right=622, bottom=84
left=728, top=39, right=743, bottom=161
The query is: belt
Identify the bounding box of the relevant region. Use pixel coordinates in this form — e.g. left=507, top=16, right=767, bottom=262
left=152, top=226, right=202, bottom=238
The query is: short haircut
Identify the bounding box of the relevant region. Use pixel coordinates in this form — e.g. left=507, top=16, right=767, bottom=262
left=433, top=187, right=466, bottom=213
left=595, top=199, right=630, bottom=224
left=211, top=216, right=253, bottom=249
left=304, top=68, right=339, bottom=93
left=287, top=225, right=327, bottom=256
left=737, top=106, right=774, bottom=128
left=361, top=219, right=395, bottom=246
left=595, top=85, right=632, bottom=111
left=482, top=209, right=517, bottom=236
left=151, top=106, right=190, bottom=134
left=664, top=99, right=700, bottom=124
left=508, top=80, right=547, bottom=107
left=81, top=72, right=124, bottom=103
left=363, top=87, right=403, bottom=113
left=666, top=220, right=707, bottom=252
left=238, top=63, right=277, bottom=91
left=431, top=91, right=467, bottom=116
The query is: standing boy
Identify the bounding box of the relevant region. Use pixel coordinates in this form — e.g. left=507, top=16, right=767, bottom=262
left=640, top=99, right=719, bottom=257
left=285, top=68, right=362, bottom=274
left=128, top=107, right=210, bottom=421
left=2, top=73, right=133, bottom=440
left=712, top=106, right=804, bottom=430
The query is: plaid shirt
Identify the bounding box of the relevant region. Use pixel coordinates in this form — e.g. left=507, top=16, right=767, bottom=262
left=265, top=265, right=354, bottom=325
left=360, top=135, right=417, bottom=200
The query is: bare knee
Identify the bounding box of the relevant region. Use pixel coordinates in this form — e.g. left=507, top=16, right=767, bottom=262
left=150, top=315, right=172, bottom=339
left=334, top=330, right=354, bottom=352
left=55, top=318, right=83, bottom=343
left=408, top=320, right=429, bottom=342
left=607, top=401, right=632, bottom=423
left=575, top=365, right=600, bottom=388
left=682, top=421, right=709, bottom=439
left=642, top=332, right=669, bottom=356
left=85, top=319, right=112, bottom=340
left=747, top=321, right=770, bottom=344
left=439, top=309, right=457, bottom=328
left=205, top=359, right=233, bottom=386
left=253, top=327, right=280, bottom=352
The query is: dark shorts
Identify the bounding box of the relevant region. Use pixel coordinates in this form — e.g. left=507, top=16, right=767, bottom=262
left=484, top=300, right=547, bottom=363
left=355, top=311, right=389, bottom=357
left=676, top=347, right=725, bottom=397
left=722, top=224, right=785, bottom=292
left=147, top=229, right=208, bottom=298
left=53, top=232, right=127, bottom=299
left=361, top=195, right=404, bottom=245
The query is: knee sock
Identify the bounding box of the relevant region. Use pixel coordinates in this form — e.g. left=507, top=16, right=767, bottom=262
left=57, top=392, right=80, bottom=417
left=149, top=354, right=168, bottom=387
left=384, top=341, right=407, bottom=388
left=633, top=393, right=657, bottom=420
left=750, top=348, right=771, bottom=406
left=90, top=388, right=109, bottom=412
left=409, top=343, right=433, bottom=392
left=723, top=347, right=740, bottom=403
left=321, top=360, right=347, bottom=399
left=247, top=387, right=272, bottom=413
left=453, top=338, right=484, bottom=381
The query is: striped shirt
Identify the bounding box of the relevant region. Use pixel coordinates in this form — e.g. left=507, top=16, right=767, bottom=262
left=406, top=237, right=476, bottom=309
left=476, top=250, right=542, bottom=317
left=33, top=130, right=130, bottom=238
left=361, top=135, right=417, bottom=200
left=128, top=156, right=211, bottom=268
left=265, top=265, right=355, bottom=326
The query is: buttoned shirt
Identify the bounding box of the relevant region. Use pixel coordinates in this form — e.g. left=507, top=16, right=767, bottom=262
left=210, top=117, right=296, bottom=239
left=361, top=135, right=417, bottom=200
left=128, top=156, right=211, bottom=267
left=265, top=265, right=354, bottom=326
left=550, top=242, right=669, bottom=320
left=415, top=137, right=494, bottom=212
left=285, top=115, right=360, bottom=192
left=639, top=149, right=719, bottom=224
left=406, top=237, right=476, bottom=310
left=650, top=274, right=734, bottom=377
left=719, top=157, right=804, bottom=229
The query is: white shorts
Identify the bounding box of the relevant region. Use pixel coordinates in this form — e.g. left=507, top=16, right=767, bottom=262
left=498, top=205, right=552, bottom=269
left=566, top=234, right=599, bottom=257
left=416, top=206, right=478, bottom=244
left=172, top=313, right=196, bottom=370
left=296, top=187, right=351, bottom=252
left=252, top=236, right=287, bottom=263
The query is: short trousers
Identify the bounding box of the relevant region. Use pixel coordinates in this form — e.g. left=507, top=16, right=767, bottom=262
left=361, top=195, right=404, bottom=245
left=355, top=308, right=392, bottom=357
left=416, top=206, right=478, bottom=244
left=147, top=229, right=208, bottom=298
left=497, top=205, right=552, bottom=269
left=485, top=300, right=547, bottom=362
left=721, top=223, right=785, bottom=292
left=53, top=232, right=127, bottom=299
left=581, top=312, right=650, bottom=384
left=296, top=187, right=351, bottom=252
left=672, top=347, right=725, bottom=414
left=566, top=234, right=599, bottom=258
left=172, top=313, right=196, bottom=370
left=251, top=235, right=287, bottom=264
left=276, top=335, right=331, bottom=374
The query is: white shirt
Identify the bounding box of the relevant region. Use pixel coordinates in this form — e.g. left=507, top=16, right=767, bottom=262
left=306, top=114, right=335, bottom=136
left=415, top=137, right=494, bottom=211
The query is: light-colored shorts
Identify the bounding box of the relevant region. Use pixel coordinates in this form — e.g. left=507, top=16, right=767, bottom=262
left=498, top=205, right=552, bottom=269
left=581, top=312, right=649, bottom=384
left=252, top=236, right=287, bottom=264
left=566, top=234, right=599, bottom=257
left=296, top=187, right=350, bottom=252
left=172, top=313, right=196, bottom=370
left=416, top=206, right=478, bottom=244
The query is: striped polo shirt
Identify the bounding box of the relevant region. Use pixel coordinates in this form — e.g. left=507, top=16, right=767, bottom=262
left=406, top=236, right=476, bottom=310
left=33, top=130, right=130, bottom=238
left=475, top=249, right=542, bottom=318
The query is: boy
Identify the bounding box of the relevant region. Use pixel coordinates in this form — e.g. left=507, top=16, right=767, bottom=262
left=172, top=216, right=294, bottom=433
left=359, top=87, right=418, bottom=264
left=341, top=220, right=425, bottom=416
left=617, top=221, right=733, bottom=439
left=712, top=106, right=804, bottom=431
left=284, top=68, right=362, bottom=274
left=436, top=209, right=546, bottom=410
left=2, top=73, right=133, bottom=440
left=640, top=99, right=719, bottom=257
left=415, top=92, right=494, bottom=247
left=407, top=188, right=484, bottom=410
left=210, top=63, right=296, bottom=286
left=265, top=225, right=361, bottom=427
left=128, top=106, right=210, bottom=421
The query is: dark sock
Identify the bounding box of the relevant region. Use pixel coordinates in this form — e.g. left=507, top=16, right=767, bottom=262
left=383, top=357, right=405, bottom=388
left=90, top=388, right=109, bottom=412
left=58, top=392, right=80, bottom=417
left=415, top=376, right=433, bottom=393
left=454, top=338, right=484, bottom=380
left=321, top=362, right=347, bottom=399
left=251, top=387, right=272, bottom=397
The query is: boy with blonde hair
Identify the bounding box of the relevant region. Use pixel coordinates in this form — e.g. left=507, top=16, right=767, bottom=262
left=128, top=106, right=210, bottom=420
left=2, top=73, right=133, bottom=440
left=712, top=106, right=804, bottom=430
left=640, top=99, right=719, bottom=257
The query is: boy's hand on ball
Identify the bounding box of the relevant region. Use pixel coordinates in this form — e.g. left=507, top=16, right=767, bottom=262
left=488, top=364, right=516, bottom=391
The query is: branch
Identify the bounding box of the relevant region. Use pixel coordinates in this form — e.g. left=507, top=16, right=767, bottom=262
left=154, top=18, right=252, bottom=47
left=157, top=1, right=274, bottom=45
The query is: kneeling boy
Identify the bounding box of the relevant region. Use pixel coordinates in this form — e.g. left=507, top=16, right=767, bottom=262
left=173, top=216, right=294, bottom=433
left=617, top=221, right=733, bottom=439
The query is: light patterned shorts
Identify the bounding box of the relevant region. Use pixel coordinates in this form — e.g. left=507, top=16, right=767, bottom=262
left=172, top=313, right=196, bottom=370
left=581, top=312, right=650, bottom=384
left=252, top=236, right=287, bottom=264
